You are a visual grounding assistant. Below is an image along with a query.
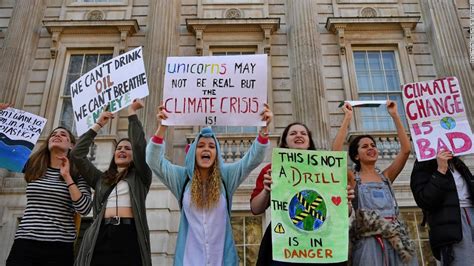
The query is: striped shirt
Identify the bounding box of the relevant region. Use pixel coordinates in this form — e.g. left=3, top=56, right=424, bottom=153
left=15, top=167, right=92, bottom=242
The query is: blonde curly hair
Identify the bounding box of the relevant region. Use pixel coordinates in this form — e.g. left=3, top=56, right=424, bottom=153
left=191, top=162, right=221, bottom=209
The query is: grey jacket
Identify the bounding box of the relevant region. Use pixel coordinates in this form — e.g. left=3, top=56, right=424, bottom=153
left=71, top=115, right=152, bottom=266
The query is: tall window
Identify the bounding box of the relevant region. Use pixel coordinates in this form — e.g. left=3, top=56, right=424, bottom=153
left=211, top=49, right=258, bottom=134
left=231, top=214, right=263, bottom=266
left=353, top=50, right=407, bottom=131
left=58, top=52, right=113, bottom=135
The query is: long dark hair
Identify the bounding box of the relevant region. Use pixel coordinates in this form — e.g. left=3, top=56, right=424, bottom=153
left=279, top=122, right=316, bottom=151
left=348, top=134, right=376, bottom=172
left=24, top=127, right=76, bottom=182
left=103, top=138, right=135, bottom=185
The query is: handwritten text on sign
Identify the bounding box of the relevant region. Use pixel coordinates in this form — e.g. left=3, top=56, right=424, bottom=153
left=271, top=148, right=348, bottom=263
left=0, top=108, right=47, bottom=172
left=70, top=47, right=149, bottom=135
left=162, top=54, right=267, bottom=126
left=402, top=77, right=474, bottom=161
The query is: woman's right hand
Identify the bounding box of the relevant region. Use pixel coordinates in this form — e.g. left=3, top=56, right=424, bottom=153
left=341, top=102, right=353, bottom=120
left=436, top=149, right=453, bottom=174
left=263, top=168, right=272, bottom=193
left=153, top=104, right=168, bottom=138
left=0, top=103, right=12, bottom=110
left=97, top=111, right=114, bottom=127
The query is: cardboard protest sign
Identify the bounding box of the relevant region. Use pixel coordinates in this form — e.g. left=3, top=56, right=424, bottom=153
left=402, top=77, right=474, bottom=161
left=271, top=148, right=348, bottom=263
left=162, top=54, right=267, bottom=126
left=0, top=108, right=47, bottom=172
left=70, top=47, right=149, bottom=135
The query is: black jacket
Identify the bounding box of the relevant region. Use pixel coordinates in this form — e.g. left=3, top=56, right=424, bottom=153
left=410, top=158, right=474, bottom=260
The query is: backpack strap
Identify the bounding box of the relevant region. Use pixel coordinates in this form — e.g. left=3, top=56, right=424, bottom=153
left=179, top=176, right=231, bottom=216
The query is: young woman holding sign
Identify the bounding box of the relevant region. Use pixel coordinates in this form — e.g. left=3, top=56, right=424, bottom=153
left=71, top=99, right=152, bottom=266
left=411, top=152, right=474, bottom=266
left=333, top=101, right=417, bottom=266
left=145, top=103, right=272, bottom=266
left=250, top=122, right=352, bottom=266
left=6, top=127, right=92, bottom=266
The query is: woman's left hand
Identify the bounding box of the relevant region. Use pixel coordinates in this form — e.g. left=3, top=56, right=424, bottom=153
left=260, top=103, right=273, bottom=127
left=387, top=100, right=398, bottom=117
left=58, top=156, right=72, bottom=181
left=347, top=185, right=355, bottom=215
left=128, top=98, right=145, bottom=115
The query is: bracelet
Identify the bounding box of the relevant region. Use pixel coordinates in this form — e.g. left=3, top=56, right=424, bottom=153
left=96, top=122, right=103, bottom=128
left=259, top=130, right=269, bottom=137
left=67, top=182, right=76, bottom=188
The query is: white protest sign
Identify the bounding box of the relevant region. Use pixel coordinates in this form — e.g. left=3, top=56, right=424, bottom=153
left=402, top=77, right=474, bottom=161
left=70, top=47, right=149, bottom=135
left=162, top=54, right=267, bottom=126
left=0, top=108, right=47, bottom=172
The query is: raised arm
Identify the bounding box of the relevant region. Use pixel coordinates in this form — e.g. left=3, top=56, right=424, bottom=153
left=70, top=111, right=113, bottom=188
left=145, top=104, right=187, bottom=198
left=128, top=99, right=152, bottom=188
left=58, top=156, right=92, bottom=215
left=250, top=165, right=272, bottom=215
left=382, top=100, right=411, bottom=182
left=332, top=103, right=355, bottom=185
left=332, top=102, right=352, bottom=151
left=224, top=104, right=272, bottom=193
left=410, top=151, right=453, bottom=211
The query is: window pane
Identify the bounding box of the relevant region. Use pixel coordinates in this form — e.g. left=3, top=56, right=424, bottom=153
left=231, top=216, right=244, bottom=245
left=84, top=54, right=99, bottom=73
left=245, top=246, right=259, bottom=266
left=367, top=52, right=382, bottom=70
left=353, top=51, right=367, bottom=71
left=59, top=98, right=75, bottom=134
left=385, top=70, right=400, bottom=91
left=68, top=55, right=84, bottom=75
left=382, top=51, right=397, bottom=70
left=371, top=70, right=385, bottom=91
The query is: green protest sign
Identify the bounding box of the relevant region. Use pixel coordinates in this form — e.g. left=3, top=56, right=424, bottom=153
left=271, top=148, right=348, bottom=263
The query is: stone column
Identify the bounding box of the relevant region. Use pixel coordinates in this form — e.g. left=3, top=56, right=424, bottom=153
left=421, top=0, right=474, bottom=125
left=287, top=0, right=330, bottom=149
left=0, top=0, right=46, bottom=107
left=142, top=0, right=180, bottom=138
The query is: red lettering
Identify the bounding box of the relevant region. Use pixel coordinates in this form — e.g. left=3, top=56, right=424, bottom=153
left=447, top=132, right=473, bottom=153
left=325, top=249, right=333, bottom=258
left=416, top=138, right=436, bottom=160
left=403, top=84, right=414, bottom=99
left=447, top=77, right=459, bottom=94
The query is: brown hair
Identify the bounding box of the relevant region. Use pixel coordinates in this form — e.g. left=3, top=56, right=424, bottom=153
left=102, top=138, right=134, bottom=185
left=24, top=127, right=76, bottom=183
left=190, top=162, right=221, bottom=209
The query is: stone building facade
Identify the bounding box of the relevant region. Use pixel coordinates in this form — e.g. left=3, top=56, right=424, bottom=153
left=0, top=0, right=472, bottom=265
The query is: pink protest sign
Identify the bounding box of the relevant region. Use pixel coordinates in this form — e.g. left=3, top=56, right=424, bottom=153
left=402, top=77, right=474, bottom=161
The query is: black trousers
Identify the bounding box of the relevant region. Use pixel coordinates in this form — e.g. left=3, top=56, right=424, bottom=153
left=257, top=224, right=348, bottom=266
left=6, top=238, right=74, bottom=266
left=91, top=221, right=142, bottom=266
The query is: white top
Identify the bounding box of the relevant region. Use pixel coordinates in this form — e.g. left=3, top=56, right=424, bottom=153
left=452, top=168, right=472, bottom=207
left=106, top=180, right=132, bottom=208
left=182, top=189, right=227, bottom=266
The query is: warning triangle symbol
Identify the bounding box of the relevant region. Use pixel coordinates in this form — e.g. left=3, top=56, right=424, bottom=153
left=274, top=223, right=285, bottom=234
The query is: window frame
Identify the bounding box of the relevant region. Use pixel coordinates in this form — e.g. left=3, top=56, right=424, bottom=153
left=53, top=49, right=115, bottom=135
left=230, top=212, right=264, bottom=266
left=349, top=47, right=406, bottom=131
